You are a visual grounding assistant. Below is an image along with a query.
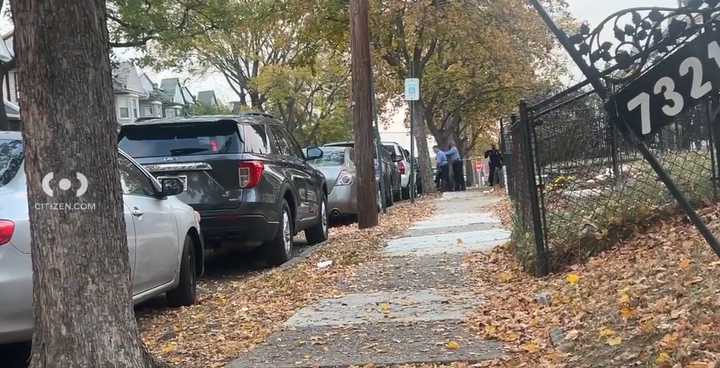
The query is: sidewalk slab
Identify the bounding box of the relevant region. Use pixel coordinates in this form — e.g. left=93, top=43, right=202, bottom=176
left=410, top=212, right=501, bottom=230
left=384, top=229, right=510, bottom=257
left=285, top=289, right=480, bottom=328
left=228, top=321, right=504, bottom=368
left=228, top=191, right=507, bottom=368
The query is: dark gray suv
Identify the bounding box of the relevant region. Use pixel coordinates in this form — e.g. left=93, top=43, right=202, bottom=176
left=118, top=114, right=329, bottom=265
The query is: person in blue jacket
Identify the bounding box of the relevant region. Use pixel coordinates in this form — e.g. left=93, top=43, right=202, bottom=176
left=433, top=145, right=450, bottom=192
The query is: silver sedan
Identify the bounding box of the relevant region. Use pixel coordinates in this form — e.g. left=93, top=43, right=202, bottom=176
left=0, top=131, right=204, bottom=344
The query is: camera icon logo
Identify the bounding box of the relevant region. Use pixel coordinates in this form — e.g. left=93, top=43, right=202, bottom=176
left=41, top=172, right=89, bottom=197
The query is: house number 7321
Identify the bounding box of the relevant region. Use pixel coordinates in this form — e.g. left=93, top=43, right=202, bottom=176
left=626, top=41, right=720, bottom=135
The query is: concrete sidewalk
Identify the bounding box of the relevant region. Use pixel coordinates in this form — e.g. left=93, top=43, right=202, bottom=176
left=229, top=191, right=509, bottom=368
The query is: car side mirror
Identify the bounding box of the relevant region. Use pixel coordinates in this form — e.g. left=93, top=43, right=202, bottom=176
left=306, top=147, right=323, bottom=160
left=160, top=177, right=185, bottom=197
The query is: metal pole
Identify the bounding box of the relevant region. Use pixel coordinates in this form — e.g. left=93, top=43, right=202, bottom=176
left=409, top=64, right=417, bottom=203
left=520, top=101, right=549, bottom=276
left=410, top=100, right=416, bottom=203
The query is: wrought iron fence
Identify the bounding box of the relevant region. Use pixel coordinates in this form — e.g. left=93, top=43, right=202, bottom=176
left=501, top=85, right=720, bottom=275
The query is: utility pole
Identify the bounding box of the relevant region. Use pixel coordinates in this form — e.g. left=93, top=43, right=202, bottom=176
left=350, top=0, right=379, bottom=229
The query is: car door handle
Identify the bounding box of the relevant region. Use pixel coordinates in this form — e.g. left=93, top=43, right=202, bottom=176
left=131, top=207, right=144, bottom=217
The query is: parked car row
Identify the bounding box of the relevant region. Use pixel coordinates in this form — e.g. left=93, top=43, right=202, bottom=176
left=1, top=113, right=332, bottom=344
left=0, top=113, right=418, bottom=344
left=305, top=140, right=418, bottom=220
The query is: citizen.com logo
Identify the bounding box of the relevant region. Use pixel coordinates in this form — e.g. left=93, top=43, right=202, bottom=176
left=34, top=172, right=96, bottom=211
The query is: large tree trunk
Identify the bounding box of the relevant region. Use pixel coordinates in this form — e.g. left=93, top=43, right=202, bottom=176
left=11, top=1, right=158, bottom=367
left=413, top=100, right=436, bottom=194
left=350, top=0, right=378, bottom=229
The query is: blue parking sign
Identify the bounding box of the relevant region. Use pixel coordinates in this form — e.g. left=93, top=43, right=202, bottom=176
left=405, top=78, right=420, bottom=101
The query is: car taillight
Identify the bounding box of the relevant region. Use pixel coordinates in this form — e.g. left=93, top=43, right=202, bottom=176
left=0, top=220, right=15, bottom=246
left=398, top=161, right=406, bottom=175
left=336, top=170, right=353, bottom=186
left=239, top=161, right=265, bottom=188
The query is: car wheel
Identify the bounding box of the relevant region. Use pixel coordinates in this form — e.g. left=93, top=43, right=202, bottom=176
left=264, top=200, right=294, bottom=266
left=306, top=194, right=328, bottom=244
left=167, top=235, right=197, bottom=307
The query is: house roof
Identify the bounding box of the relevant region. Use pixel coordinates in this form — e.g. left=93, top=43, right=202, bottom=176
left=112, top=62, right=147, bottom=97
left=196, top=90, right=218, bottom=106
left=160, top=78, right=186, bottom=105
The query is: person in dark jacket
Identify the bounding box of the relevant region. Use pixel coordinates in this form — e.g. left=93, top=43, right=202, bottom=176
left=484, top=145, right=503, bottom=187
left=445, top=142, right=465, bottom=191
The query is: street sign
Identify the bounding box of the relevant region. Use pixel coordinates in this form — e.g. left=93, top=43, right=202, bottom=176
left=404, top=78, right=420, bottom=101
left=616, top=29, right=720, bottom=136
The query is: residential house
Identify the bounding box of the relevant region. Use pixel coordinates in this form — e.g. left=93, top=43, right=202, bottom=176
left=1, top=33, right=20, bottom=130
left=138, top=73, right=164, bottom=119
left=112, top=62, right=149, bottom=124
left=1, top=33, right=18, bottom=106
left=196, top=90, right=219, bottom=107
left=160, top=78, right=196, bottom=118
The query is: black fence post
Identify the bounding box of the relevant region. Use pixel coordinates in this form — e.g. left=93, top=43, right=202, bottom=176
left=520, top=101, right=549, bottom=276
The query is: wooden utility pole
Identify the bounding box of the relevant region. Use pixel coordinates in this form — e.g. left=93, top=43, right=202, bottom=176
left=350, top=0, right=379, bottom=229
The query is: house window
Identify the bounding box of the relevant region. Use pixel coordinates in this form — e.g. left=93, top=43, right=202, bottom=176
left=130, top=99, right=138, bottom=119
left=120, top=107, right=130, bottom=118
left=143, top=106, right=152, bottom=117
left=165, top=108, right=176, bottom=118
left=153, top=105, right=161, bottom=117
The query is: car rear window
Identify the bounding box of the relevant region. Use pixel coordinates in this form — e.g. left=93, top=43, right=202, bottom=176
left=309, top=148, right=347, bottom=167
left=119, top=122, right=242, bottom=158
left=0, top=138, right=23, bottom=187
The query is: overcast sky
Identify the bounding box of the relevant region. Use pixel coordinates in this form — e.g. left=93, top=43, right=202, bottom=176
left=0, top=0, right=685, bottom=103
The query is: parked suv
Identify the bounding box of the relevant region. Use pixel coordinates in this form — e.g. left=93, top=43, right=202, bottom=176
left=118, top=114, right=329, bottom=265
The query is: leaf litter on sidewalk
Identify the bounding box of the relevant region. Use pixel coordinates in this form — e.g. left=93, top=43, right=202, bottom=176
left=137, top=197, right=435, bottom=368
left=461, top=198, right=720, bottom=368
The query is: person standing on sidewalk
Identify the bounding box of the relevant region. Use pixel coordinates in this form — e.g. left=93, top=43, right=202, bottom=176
left=433, top=145, right=450, bottom=192
left=484, top=145, right=503, bottom=187
left=446, top=142, right=465, bottom=191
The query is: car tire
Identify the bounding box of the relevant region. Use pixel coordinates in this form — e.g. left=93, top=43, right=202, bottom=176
left=167, top=235, right=197, bottom=308
left=306, top=194, right=328, bottom=244
left=264, top=200, right=294, bottom=266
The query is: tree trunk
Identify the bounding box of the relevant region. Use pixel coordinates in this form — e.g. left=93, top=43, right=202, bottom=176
left=350, top=0, right=378, bottom=229
left=413, top=100, right=436, bottom=194
left=465, top=159, right=475, bottom=187
left=11, top=1, right=159, bottom=367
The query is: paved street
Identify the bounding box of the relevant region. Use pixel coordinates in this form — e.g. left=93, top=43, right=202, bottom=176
left=230, top=190, right=510, bottom=367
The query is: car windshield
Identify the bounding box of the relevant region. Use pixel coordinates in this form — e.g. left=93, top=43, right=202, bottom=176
left=119, top=122, right=242, bottom=158
left=308, top=148, right=347, bottom=167
left=0, top=138, right=24, bottom=187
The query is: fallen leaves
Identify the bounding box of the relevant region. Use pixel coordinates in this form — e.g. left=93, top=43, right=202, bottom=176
left=463, top=198, right=720, bottom=368
left=565, top=273, right=580, bottom=285
left=446, top=341, right=461, bottom=350
left=137, top=198, right=435, bottom=368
